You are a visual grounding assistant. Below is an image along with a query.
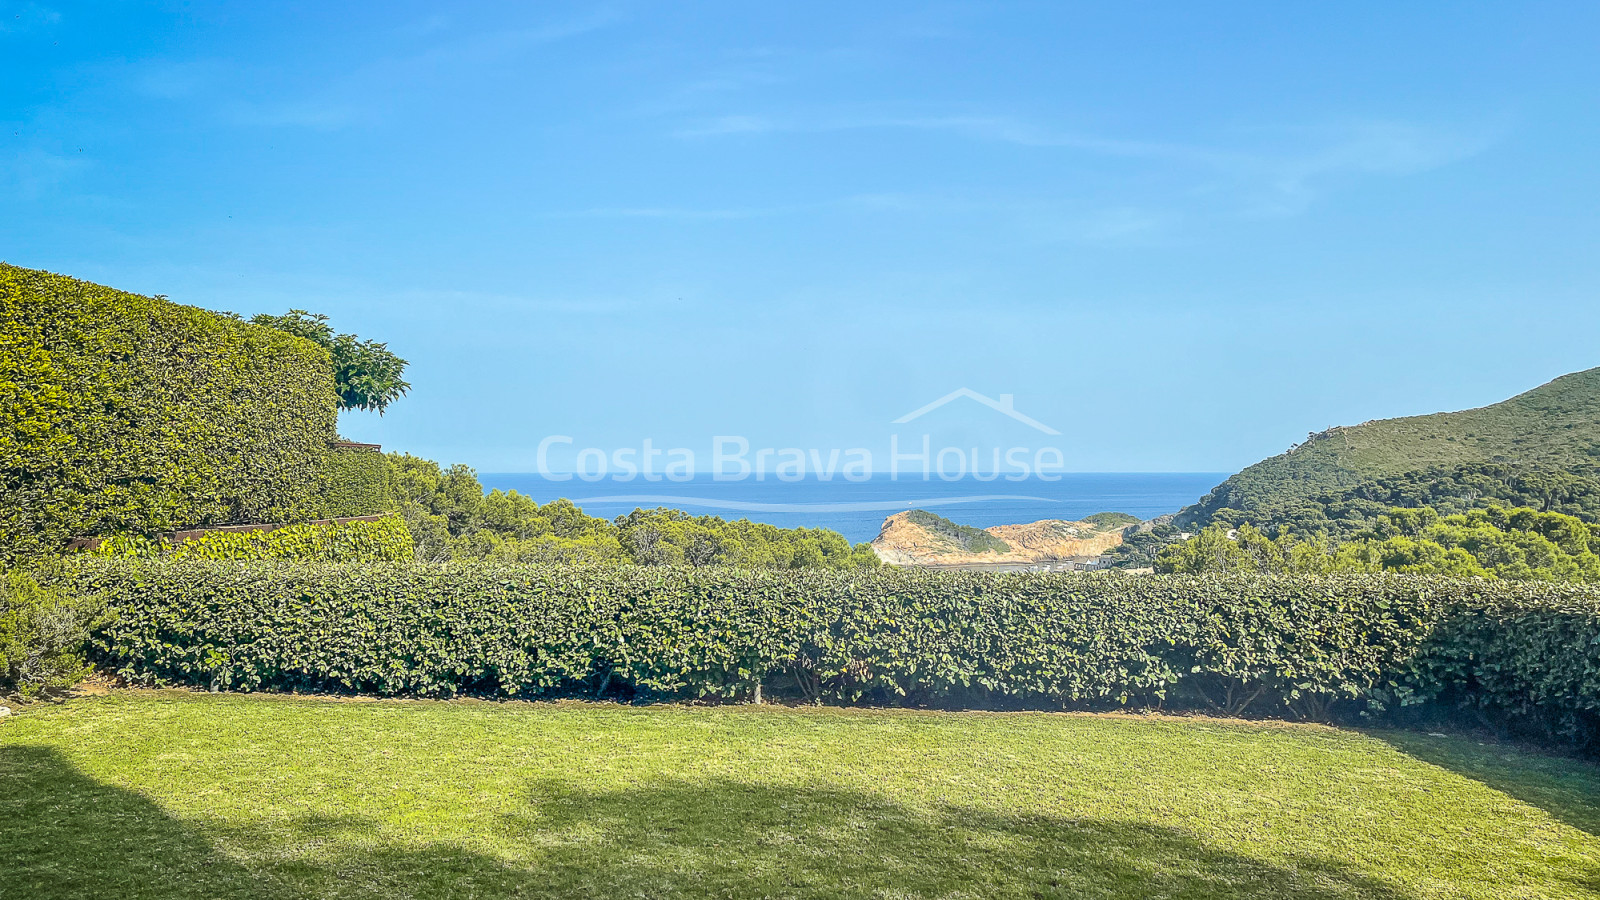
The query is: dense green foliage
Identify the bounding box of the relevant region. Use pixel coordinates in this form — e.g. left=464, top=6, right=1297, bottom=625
left=0, top=566, right=97, bottom=698
left=1210, top=462, right=1600, bottom=541
left=1179, top=368, right=1600, bottom=527
left=318, top=446, right=393, bottom=518
left=1400, top=584, right=1600, bottom=747
left=1159, top=506, right=1600, bottom=584
left=1082, top=511, right=1141, bottom=528
left=73, top=563, right=1423, bottom=709
left=388, top=453, right=878, bottom=568
left=903, top=509, right=1011, bottom=554
left=1155, top=460, right=1600, bottom=581
left=0, top=264, right=340, bottom=561
left=1102, top=519, right=1184, bottom=569
left=250, top=310, right=410, bottom=414
left=615, top=507, right=880, bottom=569
left=67, top=561, right=1600, bottom=748
left=86, top=516, right=413, bottom=563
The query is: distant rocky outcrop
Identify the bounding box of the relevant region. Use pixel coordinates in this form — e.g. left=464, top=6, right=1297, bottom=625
left=870, top=510, right=1128, bottom=567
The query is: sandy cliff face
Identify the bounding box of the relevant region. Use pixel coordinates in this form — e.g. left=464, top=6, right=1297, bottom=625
left=870, top=511, right=1125, bottom=566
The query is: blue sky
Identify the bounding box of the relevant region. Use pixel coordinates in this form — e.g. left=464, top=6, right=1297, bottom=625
left=5, top=2, right=1599, bottom=473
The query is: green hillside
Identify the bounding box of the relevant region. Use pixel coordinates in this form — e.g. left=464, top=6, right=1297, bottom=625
left=1179, top=367, right=1600, bottom=526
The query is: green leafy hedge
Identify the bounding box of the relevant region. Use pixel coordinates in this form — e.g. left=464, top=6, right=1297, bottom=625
left=88, top=516, right=413, bottom=563
left=0, top=264, right=339, bottom=561
left=319, top=448, right=392, bottom=518
left=72, top=564, right=1600, bottom=748
left=1389, top=583, right=1600, bottom=745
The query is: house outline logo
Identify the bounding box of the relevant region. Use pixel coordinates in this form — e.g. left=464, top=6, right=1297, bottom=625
left=892, top=389, right=1061, bottom=435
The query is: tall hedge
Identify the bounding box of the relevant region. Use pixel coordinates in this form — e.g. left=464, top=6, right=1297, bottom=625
left=0, top=264, right=339, bottom=560
left=71, top=563, right=1600, bottom=748
left=319, top=447, right=392, bottom=518
left=77, top=563, right=1600, bottom=747
left=1391, top=583, right=1600, bottom=745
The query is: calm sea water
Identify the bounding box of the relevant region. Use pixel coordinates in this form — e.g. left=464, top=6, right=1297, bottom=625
left=477, top=473, right=1225, bottom=543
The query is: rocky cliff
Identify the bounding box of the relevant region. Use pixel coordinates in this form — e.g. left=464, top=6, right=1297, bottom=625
left=870, top=510, right=1127, bottom=567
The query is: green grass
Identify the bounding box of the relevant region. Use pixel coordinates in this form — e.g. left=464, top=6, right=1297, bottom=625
left=4, top=693, right=1600, bottom=899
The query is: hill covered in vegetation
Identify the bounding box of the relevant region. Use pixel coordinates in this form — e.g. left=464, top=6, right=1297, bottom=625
left=1235, top=462, right=1600, bottom=540
left=1179, top=367, right=1600, bottom=528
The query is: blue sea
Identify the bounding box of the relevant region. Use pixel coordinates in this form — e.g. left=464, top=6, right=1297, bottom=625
left=477, top=473, right=1225, bottom=543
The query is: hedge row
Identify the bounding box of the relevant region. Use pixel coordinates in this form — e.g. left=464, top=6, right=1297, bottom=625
left=0, top=264, right=339, bottom=561
left=318, top=447, right=392, bottom=518
left=1395, top=585, right=1600, bottom=744
left=71, top=564, right=1600, bottom=747
left=87, top=516, right=414, bottom=563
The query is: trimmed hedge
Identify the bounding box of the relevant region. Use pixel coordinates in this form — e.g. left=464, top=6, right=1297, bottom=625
left=72, top=564, right=1600, bottom=748
left=319, top=447, right=392, bottom=518
left=0, top=264, right=339, bottom=561
left=88, top=515, right=414, bottom=563
left=1391, top=584, right=1600, bottom=745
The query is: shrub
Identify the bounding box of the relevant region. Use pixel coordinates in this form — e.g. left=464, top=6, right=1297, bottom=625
left=320, top=447, right=393, bottom=518
left=0, top=567, right=97, bottom=699
left=1082, top=512, right=1141, bottom=528
left=87, top=516, right=414, bottom=563
left=1387, top=581, right=1600, bottom=747
left=82, top=563, right=1600, bottom=748
left=70, top=563, right=1600, bottom=748
left=70, top=564, right=1440, bottom=710
left=0, top=264, right=339, bottom=561
left=905, top=509, right=1011, bottom=554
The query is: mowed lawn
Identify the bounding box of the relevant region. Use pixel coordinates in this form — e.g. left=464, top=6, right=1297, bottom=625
left=4, top=693, right=1600, bottom=899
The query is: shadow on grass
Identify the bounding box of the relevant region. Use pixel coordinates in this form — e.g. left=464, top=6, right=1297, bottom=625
left=503, top=778, right=1422, bottom=900
left=1377, top=730, right=1600, bottom=837
left=1, top=744, right=272, bottom=899
left=2, top=744, right=1418, bottom=900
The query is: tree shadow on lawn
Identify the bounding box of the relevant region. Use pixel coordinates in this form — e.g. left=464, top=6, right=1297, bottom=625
left=1376, top=730, right=1600, bottom=838
left=2, top=744, right=1420, bottom=900
left=505, top=778, right=1424, bottom=900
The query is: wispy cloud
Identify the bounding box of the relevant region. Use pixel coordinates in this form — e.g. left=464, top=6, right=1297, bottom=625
left=134, top=9, right=625, bottom=131
left=675, top=114, right=786, bottom=138
left=225, top=99, right=362, bottom=129
left=1241, top=120, right=1494, bottom=216
left=673, top=111, right=1495, bottom=218
left=549, top=195, right=1183, bottom=251
left=561, top=205, right=793, bottom=221
left=553, top=192, right=1044, bottom=222
left=396, top=9, right=623, bottom=68
left=392, top=287, right=677, bottom=319
left=1049, top=207, right=1180, bottom=245
left=674, top=113, right=1238, bottom=165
